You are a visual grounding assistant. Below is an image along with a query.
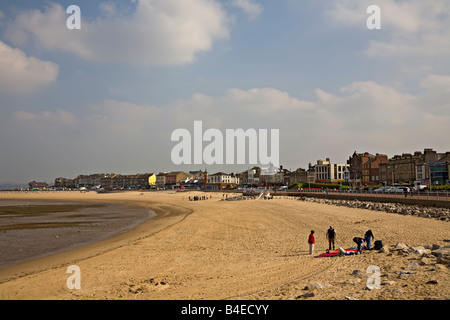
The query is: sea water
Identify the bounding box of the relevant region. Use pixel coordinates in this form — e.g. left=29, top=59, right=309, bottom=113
left=0, top=199, right=154, bottom=269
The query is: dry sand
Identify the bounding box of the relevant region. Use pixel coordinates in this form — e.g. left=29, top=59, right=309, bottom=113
left=0, top=191, right=448, bottom=300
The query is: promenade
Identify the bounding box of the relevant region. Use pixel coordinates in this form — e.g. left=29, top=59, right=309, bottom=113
left=244, top=189, right=450, bottom=209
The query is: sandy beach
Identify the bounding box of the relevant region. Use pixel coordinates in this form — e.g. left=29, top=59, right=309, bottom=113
left=0, top=190, right=448, bottom=300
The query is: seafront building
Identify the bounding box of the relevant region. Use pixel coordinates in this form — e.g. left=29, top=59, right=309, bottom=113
left=239, top=167, right=261, bottom=187
left=314, top=158, right=349, bottom=184
left=55, top=173, right=156, bottom=189
left=156, top=172, right=167, bottom=188
left=379, top=149, right=449, bottom=187
left=347, top=152, right=375, bottom=183
left=28, top=181, right=49, bottom=190
left=205, top=172, right=240, bottom=190
left=164, top=171, right=191, bottom=188
left=54, top=177, right=76, bottom=188
left=428, top=153, right=450, bottom=185
left=361, top=154, right=389, bottom=185
left=45, top=148, right=450, bottom=191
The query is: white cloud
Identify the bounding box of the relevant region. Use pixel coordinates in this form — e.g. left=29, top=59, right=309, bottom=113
left=12, top=77, right=447, bottom=138
left=420, top=74, right=450, bottom=92
left=6, top=0, right=230, bottom=66
left=230, top=0, right=263, bottom=20
left=13, top=109, right=78, bottom=125
left=418, top=74, right=450, bottom=115
left=7, top=74, right=449, bottom=174
left=86, top=99, right=163, bottom=136
left=327, top=0, right=450, bottom=57
left=0, top=40, right=59, bottom=94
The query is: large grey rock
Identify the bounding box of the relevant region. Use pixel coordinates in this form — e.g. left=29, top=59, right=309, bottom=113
left=305, top=282, right=331, bottom=290
left=394, top=242, right=409, bottom=251
left=296, top=292, right=315, bottom=299
left=405, top=263, right=419, bottom=270
left=410, top=246, right=429, bottom=255
left=298, top=197, right=450, bottom=221
left=432, top=247, right=450, bottom=265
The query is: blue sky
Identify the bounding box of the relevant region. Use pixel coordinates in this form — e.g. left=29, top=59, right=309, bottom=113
left=0, top=0, right=449, bottom=184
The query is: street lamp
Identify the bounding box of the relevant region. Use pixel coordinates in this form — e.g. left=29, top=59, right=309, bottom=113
left=426, top=163, right=432, bottom=190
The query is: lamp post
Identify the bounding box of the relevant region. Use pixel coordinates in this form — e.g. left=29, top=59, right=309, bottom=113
left=426, top=163, right=431, bottom=190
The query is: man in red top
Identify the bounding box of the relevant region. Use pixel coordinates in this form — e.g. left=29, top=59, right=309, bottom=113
left=308, top=230, right=315, bottom=254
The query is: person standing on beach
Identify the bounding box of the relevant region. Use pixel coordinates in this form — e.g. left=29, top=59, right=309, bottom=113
left=364, top=229, right=374, bottom=250
left=308, top=230, right=315, bottom=254
left=326, top=226, right=336, bottom=251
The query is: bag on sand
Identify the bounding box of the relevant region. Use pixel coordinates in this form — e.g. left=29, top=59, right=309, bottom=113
left=374, top=240, right=383, bottom=250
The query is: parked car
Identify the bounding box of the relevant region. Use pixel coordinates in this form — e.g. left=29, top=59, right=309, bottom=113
left=389, top=187, right=410, bottom=193
left=374, top=186, right=392, bottom=192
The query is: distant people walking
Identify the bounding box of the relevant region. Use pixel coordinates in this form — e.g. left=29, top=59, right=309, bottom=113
left=326, top=226, right=336, bottom=250
left=364, top=229, right=375, bottom=250
left=308, top=230, right=315, bottom=254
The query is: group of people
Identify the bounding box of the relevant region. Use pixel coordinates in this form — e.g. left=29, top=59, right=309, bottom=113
left=353, top=229, right=375, bottom=252
left=188, top=195, right=212, bottom=201
left=307, top=227, right=375, bottom=255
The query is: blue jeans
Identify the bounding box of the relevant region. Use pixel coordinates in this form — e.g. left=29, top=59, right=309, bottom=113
left=365, top=236, right=371, bottom=249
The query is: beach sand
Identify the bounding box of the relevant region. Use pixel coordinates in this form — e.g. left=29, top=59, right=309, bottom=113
left=0, top=191, right=448, bottom=300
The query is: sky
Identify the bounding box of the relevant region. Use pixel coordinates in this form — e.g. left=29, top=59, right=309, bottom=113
left=0, top=0, right=449, bottom=185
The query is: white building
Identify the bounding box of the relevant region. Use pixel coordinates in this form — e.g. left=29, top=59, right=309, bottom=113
left=247, top=168, right=260, bottom=184
left=208, top=172, right=240, bottom=185
left=314, top=158, right=349, bottom=183
left=260, top=163, right=284, bottom=184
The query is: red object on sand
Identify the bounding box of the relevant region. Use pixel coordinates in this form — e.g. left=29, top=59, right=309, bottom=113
left=315, top=247, right=362, bottom=258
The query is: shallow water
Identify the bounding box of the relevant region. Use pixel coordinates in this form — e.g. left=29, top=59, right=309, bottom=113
left=0, top=199, right=154, bottom=269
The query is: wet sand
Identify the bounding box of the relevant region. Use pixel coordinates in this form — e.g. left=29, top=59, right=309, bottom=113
left=0, top=190, right=448, bottom=300
left=0, top=199, right=152, bottom=269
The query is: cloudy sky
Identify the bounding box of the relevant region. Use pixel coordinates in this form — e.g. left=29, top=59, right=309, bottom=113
left=0, top=0, right=449, bottom=184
